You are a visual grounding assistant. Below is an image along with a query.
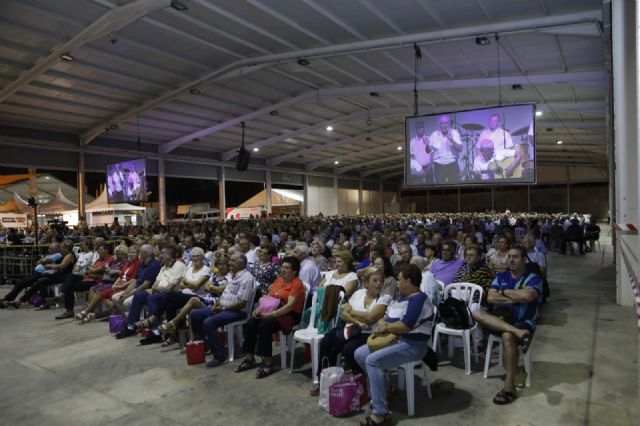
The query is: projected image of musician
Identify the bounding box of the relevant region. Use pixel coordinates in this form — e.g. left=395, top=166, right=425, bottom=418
left=110, top=163, right=125, bottom=203
left=409, top=121, right=434, bottom=184
left=426, top=115, right=463, bottom=183
left=473, top=139, right=502, bottom=180
left=478, top=114, right=522, bottom=177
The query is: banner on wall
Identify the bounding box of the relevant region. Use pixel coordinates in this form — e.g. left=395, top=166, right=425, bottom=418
left=0, top=213, right=28, bottom=228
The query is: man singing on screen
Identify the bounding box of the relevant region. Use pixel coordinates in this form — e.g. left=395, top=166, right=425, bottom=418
left=111, top=164, right=125, bottom=203
left=409, top=121, right=433, bottom=184
left=426, top=115, right=463, bottom=183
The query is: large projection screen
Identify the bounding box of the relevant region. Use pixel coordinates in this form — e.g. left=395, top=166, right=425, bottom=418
left=106, top=158, right=147, bottom=204
left=404, top=104, right=536, bottom=188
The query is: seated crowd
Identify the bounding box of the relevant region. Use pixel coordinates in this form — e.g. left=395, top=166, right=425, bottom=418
left=0, top=211, right=596, bottom=425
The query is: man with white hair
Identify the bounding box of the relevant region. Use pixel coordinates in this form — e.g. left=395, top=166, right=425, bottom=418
left=294, top=242, right=321, bottom=293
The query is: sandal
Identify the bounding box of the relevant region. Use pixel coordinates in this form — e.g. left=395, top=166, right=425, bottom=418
left=518, top=333, right=532, bottom=354
left=159, top=321, right=176, bottom=333
left=255, top=364, right=274, bottom=379
left=161, top=334, right=176, bottom=346
left=135, top=318, right=153, bottom=330
left=492, top=389, right=517, bottom=405
left=36, top=304, right=51, bottom=311
left=360, top=413, right=392, bottom=426
left=234, top=359, right=256, bottom=373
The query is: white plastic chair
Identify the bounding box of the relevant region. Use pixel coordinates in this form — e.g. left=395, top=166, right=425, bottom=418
left=432, top=282, right=483, bottom=374
left=225, top=281, right=258, bottom=362
left=277, top=282, right=311, bottom=369
left=397, top=361, right=432, bottom=416
left=289, top=289, right=344, bottom=384
left=483, top=333, right=532, bottom=387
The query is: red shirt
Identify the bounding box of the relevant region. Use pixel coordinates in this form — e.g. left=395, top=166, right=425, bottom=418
left=268, top=276, right=305, bottom=314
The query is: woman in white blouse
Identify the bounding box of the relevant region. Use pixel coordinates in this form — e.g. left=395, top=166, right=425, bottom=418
left=311, top=268, right=391, bottom=395
left=318, top=251, right=358, bottom=296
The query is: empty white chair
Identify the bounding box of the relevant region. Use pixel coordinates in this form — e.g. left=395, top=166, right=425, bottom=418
left=483, top=333, right=532, bottom=387
left=432, top=282, right=483, bottom=374
left=290, top=289, right=343, bottom=384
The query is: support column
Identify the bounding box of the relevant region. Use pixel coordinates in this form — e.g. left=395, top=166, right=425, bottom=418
left=333, top=175, right=338, bottom=215
left=158, top=159, right=166, bottom=224
left=457, top=188, right=461, bottom=213
left=219, top=166, right=226, bottom=222
left=527, top=185, right=531, bottom=212
left=378, top=176, right=384, bottom=213
left=491, top=187, right=495, bottom=211
left=613, top=0, right=638, bottom=307
left=303, top=174, right=309, bottom=217
left=426, top=189, right=430, bottom=213
left=265, top=168, right=272, bottom=215
left=566, top=166, right=571, bottom=213
left=77, top=151, right=85, bottom=224
left=358, top=180, right=364, bottom=214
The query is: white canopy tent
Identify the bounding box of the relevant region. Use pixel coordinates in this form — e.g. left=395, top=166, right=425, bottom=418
left=85, top=190, right=146, bottom=226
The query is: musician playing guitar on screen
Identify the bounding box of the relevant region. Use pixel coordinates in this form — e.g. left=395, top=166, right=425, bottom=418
left=478, top=114, right=522, bottom=177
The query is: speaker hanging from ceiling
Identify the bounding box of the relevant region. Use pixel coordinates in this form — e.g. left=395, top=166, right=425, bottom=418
left=235, top=121, right=250, bottom=171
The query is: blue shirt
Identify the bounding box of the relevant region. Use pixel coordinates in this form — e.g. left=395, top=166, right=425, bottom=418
left=491, top=271, right=543, bottom=330
left=34, top=253, right=63, bottom=273
left=430, top=258, right=464, bottom=285
left=135, top=258, right=162, bottom=288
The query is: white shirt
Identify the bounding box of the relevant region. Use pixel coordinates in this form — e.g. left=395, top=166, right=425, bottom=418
left=323, top=270, right=357, bottom=290
left=410, top=136, right=432, bottom=167
left=420, top=270, right=439, bottom=306
left=473, top=155, right=497, bottom=179
left=300, top=257, right=322, bottom=293
left=245, top=248, right=257, bottom=267
left=348, top=289, right=392, bottom=333
left=154, top=261, right=187, bottom=292
left=478, top=128, right=514, bottom=161
left=182, top=265, right=212, bottom=296
left=428, top=129, right=462, bottom=165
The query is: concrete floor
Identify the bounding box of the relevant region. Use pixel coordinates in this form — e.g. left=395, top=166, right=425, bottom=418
left=0, top=239, right=637, bottom=426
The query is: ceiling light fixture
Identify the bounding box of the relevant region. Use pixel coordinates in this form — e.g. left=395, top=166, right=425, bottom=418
left=556, top=140, right=563, bottom=145
left=253, top=147, right=259, bottom=152
left=334, top=160, right=339, bottom=165
left=511, top=84, right=524, bottom=90
left=536, top=111, right=543, bottom=117
left=269, top=110, right=279, bottom=116
left=192, top=138, right=200, bottom=143
left=397, top=146, right=403, bottom=151
left=170, top=1, right=188, bottom=11
left=475, top=36, right=491, bottom=46
left=369, top=92, right=380, bottom=97
left=326, top=125, right=333, bottom=131
left=60, top=53, right=75, bottom=62
left=190, top=88, right=201, bottom=95
left=109, top=124, right=119, bottom=131
left=297, top=58, right=311, bottom=66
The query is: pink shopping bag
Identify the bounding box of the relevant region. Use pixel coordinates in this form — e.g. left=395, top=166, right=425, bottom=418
left=329, top=381, right=360, bottom=417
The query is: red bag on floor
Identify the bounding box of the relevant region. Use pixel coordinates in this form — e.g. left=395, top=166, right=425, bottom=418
left=352, top=373, right=369, bottom=406
left=186, top=340, right=205, bottom=365
left=329, top=381, right=360, bottom=417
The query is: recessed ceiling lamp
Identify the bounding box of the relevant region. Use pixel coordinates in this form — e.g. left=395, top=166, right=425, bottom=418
left=170, top=1, right=188, bottom=11
left=475, top=36, right=490, bottom=46
left=512, top=84, right=524, bottom=90
left=253, top=147, right=259, bottom=152
left=397, top=146, right=402, bottom=151
left=189, top=88, right=201, bottom=95
left=535, top=111, right=543, bottom=117
left=556, top=140, right=563, bottom=145
left=326, top=125, right=333, bottom=131
left=334, top=160, right=339, bottom=165
left=297, top=58, right=311, bottom=66
left=60, top=53, right=75, bottom=62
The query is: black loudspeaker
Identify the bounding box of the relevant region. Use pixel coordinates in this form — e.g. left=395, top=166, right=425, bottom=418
left=235, top=146, right=251, bottom=171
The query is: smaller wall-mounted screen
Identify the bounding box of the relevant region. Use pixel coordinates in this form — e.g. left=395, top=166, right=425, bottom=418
left=404, top=104, right=536, bottom=188
left=106, top=158, right=147, bottom=204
